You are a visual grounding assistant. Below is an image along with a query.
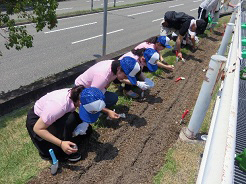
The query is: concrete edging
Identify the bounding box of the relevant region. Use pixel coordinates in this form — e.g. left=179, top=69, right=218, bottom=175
left=0, top=41, right=143, bottom=116
left=0, top=11, right=232, bottom=117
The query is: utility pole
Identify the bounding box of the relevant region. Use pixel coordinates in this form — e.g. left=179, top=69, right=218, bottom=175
left=91, top=0, right=93, bottom=11
left=102, top=0, right=108, bottom=56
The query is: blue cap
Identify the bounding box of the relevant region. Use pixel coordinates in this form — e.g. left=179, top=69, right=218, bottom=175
left=143, top=48, right=159, bottom=72
left=157, top=36, right=172, bottom=49
left=79, top=87, right=106, bottom=123
left=120, top=56, right=141, bottom=85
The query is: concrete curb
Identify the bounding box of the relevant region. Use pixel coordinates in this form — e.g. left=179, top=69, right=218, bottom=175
left=0, top=41, right=142, bottom=116
left=0, top=11, right=232, bottom=117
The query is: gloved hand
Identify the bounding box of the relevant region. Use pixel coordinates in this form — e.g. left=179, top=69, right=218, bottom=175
left=73, top=122, right=89, bottom=137
left=136, top=81, right=150, bottom=90
left=144, top=78, right=155, bottom=88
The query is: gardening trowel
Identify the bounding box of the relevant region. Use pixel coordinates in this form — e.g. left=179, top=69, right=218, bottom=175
left=49, top=149, right=59, bottom=175
left=175, top=51, right=186, bottom=63
left=179, top=110, right=189, bottom=125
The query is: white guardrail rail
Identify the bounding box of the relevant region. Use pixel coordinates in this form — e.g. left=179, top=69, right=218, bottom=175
left=196, top=4, right=241, bottom=184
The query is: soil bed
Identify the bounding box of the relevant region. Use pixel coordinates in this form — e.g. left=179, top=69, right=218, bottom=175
left=28, top=28, right=224, bottom=184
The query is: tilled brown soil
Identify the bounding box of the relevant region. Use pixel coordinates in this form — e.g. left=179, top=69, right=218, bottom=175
left=28, top=28, right=224, bottom=184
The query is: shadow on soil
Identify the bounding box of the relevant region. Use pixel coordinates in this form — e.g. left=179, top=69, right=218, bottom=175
left=55, top=130, right=119, bottom=174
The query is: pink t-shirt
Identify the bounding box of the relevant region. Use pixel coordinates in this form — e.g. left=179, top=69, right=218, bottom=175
left=135, top=42, right=155, bottom=50
left=119, top=52, right=139, bottom=61
left=34, top=88, right=76, bottom=125
left=119, top=52, right=145, bottom=69
left=75, top=60, right=117, bottom=91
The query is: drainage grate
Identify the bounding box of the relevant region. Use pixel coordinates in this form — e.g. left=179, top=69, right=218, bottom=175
left=234, top=10, right=246, bottom=184
left=239, top=78, right=246, bottom=99
left=235, top=89, right=246, bottom=183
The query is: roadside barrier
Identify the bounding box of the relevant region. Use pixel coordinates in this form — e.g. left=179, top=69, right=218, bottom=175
left=194, top=5, right=241, bottom=184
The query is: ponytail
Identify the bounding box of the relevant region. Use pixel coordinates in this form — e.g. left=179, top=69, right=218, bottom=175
left=131, top=48, right=146, bottom=57
left=146, top=36, right=158, bottom=44
left=69, top=85, right=85, bottom=103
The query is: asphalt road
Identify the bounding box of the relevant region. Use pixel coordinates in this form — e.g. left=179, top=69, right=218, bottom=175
left=0, top=0, right=234, bottom=93
left=56, top=0, right=154, bottom=13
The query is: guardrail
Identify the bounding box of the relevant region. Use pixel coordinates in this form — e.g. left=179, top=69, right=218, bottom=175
left=196, top=5, right=241, bottom=184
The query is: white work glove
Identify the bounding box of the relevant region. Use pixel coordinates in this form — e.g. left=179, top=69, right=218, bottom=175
left=136, top=81, right=150, bottom=90
left=144, top=78, right=155, bottom=88
left=73, top=122, right=89, bottom=137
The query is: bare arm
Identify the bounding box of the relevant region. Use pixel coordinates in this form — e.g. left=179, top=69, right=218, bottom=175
left=120, top=79, right=132, bottom=85
left=102, top=108, right=119, bottom=119
left=228, top=2, right=236, bottom=8
left=159, top=54, right=164, bottom=62
left=191, top=35, right=196, bottom=48
left=33, top=118, right=78, bottom=154
left=176, top=35, right=184, bottom=58
left=157, top=61, right=174, bottom=71
left=120, top=72, right=145, bottom=83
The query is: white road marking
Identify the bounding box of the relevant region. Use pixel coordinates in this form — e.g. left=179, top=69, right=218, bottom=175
left=127, top=10, right=153, bottom=17
left=193, top=0, right=202, bottom=2
left=72, top=29, right=124, bottom=44
left=44, top=22, right=97, bottom=34
left=56, top=8, right=73, bottom=11
left=190, top=8, right=198, bottom=11
left=152, top=18, right=163, bottom=22
left=169, top=4, right=184, bottom=8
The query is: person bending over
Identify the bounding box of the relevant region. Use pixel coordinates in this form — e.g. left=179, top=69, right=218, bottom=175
left=26, top=86, right=106, bottom=162
left=119, top=48, right=160, bottom=98
left=75, top=57, right=141, bottom=119
left=160, top=11, right=206, bottom=59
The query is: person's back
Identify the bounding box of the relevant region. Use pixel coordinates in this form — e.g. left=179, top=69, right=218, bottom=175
left=164, top=11, right=194, bottom=30
left=200, top=0, right=220, bottom=14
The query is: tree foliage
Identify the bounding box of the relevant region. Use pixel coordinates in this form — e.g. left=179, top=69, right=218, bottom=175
left=0, top=0, right=58, bottom=52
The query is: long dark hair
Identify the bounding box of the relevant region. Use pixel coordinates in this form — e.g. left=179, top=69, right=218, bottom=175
left=69, top=85, right=85, bottom=103
left=145, top=36, right=158, bottom=44
left=131, top=48, right=146, bottom=57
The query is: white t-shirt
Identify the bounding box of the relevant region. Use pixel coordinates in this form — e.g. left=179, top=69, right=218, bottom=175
left=188, top=19, right=196, bottom=36
left=200, top=0, right=220, bottom=16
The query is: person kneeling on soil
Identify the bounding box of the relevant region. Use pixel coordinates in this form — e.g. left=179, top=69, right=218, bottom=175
left=75, top=57, right=141, bottom=119
left=135, top=36, right=174, bottom=71
left=118, top=48, right=160, bottom=98
left=160, top=11, right=206, bottom=60
left=26, top=86, right=106, bottom=162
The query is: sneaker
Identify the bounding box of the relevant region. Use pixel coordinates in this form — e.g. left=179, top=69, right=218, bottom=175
left=123, top=90, right=139, bottom=99
left=39, top=153, right=52, bottom=161
left=68, top=152, right=81, bottom=162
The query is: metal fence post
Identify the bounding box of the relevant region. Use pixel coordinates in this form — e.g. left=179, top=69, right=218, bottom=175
left=91, top=0, right=93, bottom=11
left=183, top=55, right=227, bottom=139
left=217, top=23, right=235, bottom=56
left=230, top=12, right=237, bottom=23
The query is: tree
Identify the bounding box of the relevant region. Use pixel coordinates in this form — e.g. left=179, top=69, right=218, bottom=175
left=0, top=0, right=58, bottom=54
